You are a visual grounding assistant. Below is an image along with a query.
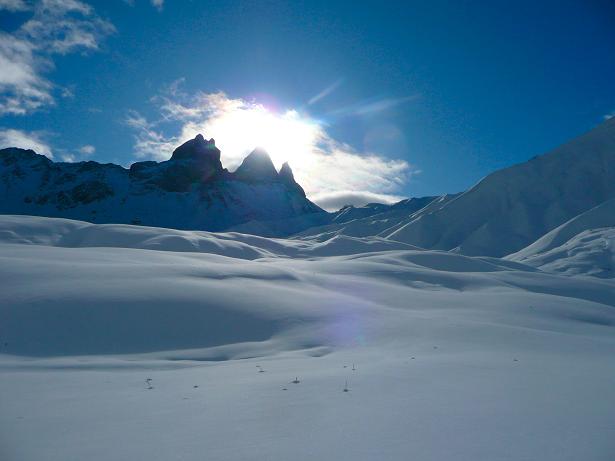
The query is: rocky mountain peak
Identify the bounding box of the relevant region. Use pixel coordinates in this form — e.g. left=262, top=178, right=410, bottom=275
left=233, top=147, right=278, bottom=182
left=170, top=134, right=221, bottom=165
left=278, top=162, right=295, bottom=182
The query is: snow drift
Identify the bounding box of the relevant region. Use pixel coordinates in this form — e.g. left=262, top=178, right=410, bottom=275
left=2, top=215, right=615, bottom=461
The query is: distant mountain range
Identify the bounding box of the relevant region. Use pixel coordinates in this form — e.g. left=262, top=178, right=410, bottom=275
left=2, top=117, right=615, bottom=261
left=0, top=134, right=325, bottom=234
left=298, top=117, right=615, bottom=259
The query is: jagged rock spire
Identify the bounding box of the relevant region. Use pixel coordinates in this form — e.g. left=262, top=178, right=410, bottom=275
left=170, top=134, right=220, bottom=165
left=278, top=161, right=307, bottom=197
left=233, top=147, right=278, bottom=182
left=152, top=134, right=223, bottom=191
left=278, top=162, right=295, bottom=183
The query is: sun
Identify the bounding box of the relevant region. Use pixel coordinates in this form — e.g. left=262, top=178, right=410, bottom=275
left=188, top=101, right=322, bottom=172
left=245, top=109, right=320, bottom=168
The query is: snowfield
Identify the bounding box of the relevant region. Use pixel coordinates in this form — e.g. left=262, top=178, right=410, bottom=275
left=1, top=215, right=615, bottom=461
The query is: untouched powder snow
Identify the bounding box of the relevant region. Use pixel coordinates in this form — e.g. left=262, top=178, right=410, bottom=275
left=507, top=198, right=615, bottom=277
left=1, top=215, right=615, bottom=461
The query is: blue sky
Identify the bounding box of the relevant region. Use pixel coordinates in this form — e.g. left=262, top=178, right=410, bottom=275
left=1, top=0, right=614, bottom=209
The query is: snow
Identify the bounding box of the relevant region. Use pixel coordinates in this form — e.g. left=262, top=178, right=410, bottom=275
left=295, top=194, right=456, bottom=240
left=382, top=117, right=615, bottom=256
left=0, top=144, right=325, bottom=236
left=297, top=117, right=615, bottom=257
left=507, top=198, right=615, bottom=277
left=1, top=215, right=615, bottom=460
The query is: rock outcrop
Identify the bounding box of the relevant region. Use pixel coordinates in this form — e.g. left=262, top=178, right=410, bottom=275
left=0, top=135, right=325, bottom=234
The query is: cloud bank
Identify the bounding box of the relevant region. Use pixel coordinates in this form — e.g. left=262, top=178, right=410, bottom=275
left=127, top=86, right=417, bottom=209
left=0, top=128, right=52, bottom=157
left=0, top=0, right=114, bottom=115
left=310, top=191, right=405, bottom=212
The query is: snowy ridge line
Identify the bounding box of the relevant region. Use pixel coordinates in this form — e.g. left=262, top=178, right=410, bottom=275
left=0, top=214, right=420, bottom=259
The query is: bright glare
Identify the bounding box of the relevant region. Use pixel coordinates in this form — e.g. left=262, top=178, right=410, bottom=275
left=181, top=101, right=322, bottom=172
left=166, top=92, right=410, bottom=208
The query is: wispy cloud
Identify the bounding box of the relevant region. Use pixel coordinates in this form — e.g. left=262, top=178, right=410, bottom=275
left=0, top=0, right=114, bottom=116
left=0, top=128, right=52, bottom=157
left=125, top=109, right=177, bottom=160
left=78, top=144, right=95, bottom=155
left=58, top=143, right=95, bottom=162
left=328, top=94, right=420, bottom=118
left=308, top=78, right=344, bottom=106
left=604, top=110, right=615, bottom=121
left=151, top=0, right=163, bottom=11
left=0, top=0, right=29, bottom=11
left=126, top=84, right=419, bottom=208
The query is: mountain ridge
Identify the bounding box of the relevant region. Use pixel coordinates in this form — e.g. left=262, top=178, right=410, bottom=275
left=296, top=117, right=615, bottom=258
left=0, top=135, right=325, bottom=233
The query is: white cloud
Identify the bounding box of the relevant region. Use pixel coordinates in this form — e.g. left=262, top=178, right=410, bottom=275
left=126, top=110, right=177, bottom=160
left=0, top=0, right=29, bottom=11
left=151, top=0, right=163, bottom=11
left=127, top=88, right=418, bottom=205
left=79, top=144, right=95, bottom=155
left=0, top=0, right=114, bottom=115
left=58, top=144, right=95, bottom=162
left=0, top=128, right=52, bottom=157
left=604, top=111, right=615, bottom=121
left=310, top=190, right=404, bottom=211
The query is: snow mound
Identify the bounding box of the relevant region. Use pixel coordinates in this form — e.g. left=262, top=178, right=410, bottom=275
left=508, top=199, right=615, bottom=277
left=3, top=215, right=615, bottom=461
left=1, top=214, right=614, bottom=359
left=0, top=215, right=418, bottom=259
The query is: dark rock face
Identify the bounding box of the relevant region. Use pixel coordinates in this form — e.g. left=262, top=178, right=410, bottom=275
left=278, top=162, right=295, bottom=183
left=233, top=148, right=279, bottom=182
left=150, top=136, right=224, bottom=192
left=127, top=137, right=225, bottom=192
left=278, top=161, right=307, bottom=197
left=0, top=134, right=326, bottom=234
left=170, top=134, right=221, bottom=163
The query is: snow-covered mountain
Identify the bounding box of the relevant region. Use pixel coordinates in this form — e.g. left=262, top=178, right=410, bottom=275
left=294, top=194, right=454, bottom=239
left=299, top=117, right=615, bottom=257
left=507, top=198, right=615, bottom=277
left=0, top=134, right=325, bottom=233
left=380, top=117, right=615, bottom=256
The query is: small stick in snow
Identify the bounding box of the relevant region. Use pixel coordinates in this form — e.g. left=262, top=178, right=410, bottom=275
left=292, top=377, right=300, bottom=384
left=352, top=364, right=356, bottom=371
left=343, top=380, right=349, bottom=392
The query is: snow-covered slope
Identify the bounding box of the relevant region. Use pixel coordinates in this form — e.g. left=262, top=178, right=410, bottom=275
left=1, top=215, right=615, bottom=461
left=0, top=135, right=325, bottom=234
left=297, top=118, right=615, bottom=257
left=507, top=198, right=615, bottom=277
left=378, top=117, right=615, bottom=256
left=0, top=214, right=421, bottom=260
left=295, top=194, right=454, bottom=239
